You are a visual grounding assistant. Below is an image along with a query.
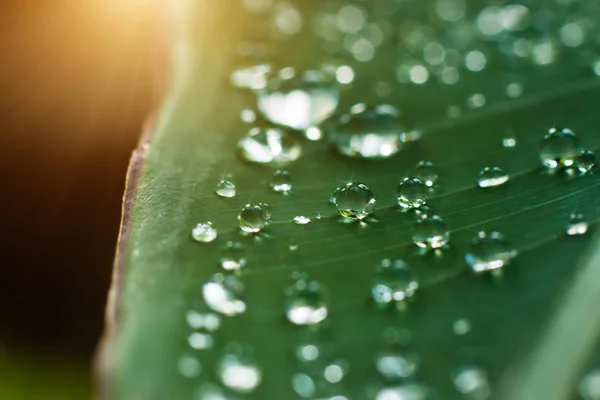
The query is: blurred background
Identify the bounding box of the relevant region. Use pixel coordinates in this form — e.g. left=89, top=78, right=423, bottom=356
left=0, top=1, right=158, bottom=397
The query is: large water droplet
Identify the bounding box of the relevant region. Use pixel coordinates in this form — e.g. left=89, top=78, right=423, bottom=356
left=567, top=213, right=588, bottom=236
left=238, top=203, right=271, bottom=233
left=329, top=104, right=404, bottom=159
left=285, top=280, right=329, bottom=325
left=413, top=215, right=450, bottom=249
left=271, top=169, right=292, bottom=192
left=477, top=166, right=509, bottom=188
left=334, top=182, right=376, bottom=220
left=540, top=127, right=583, bottom=169
left=221, top=241, right=247, bottom=271
left=451, top=365, right=491, bottom=399
left=218, top=350, right=262, bottom=393
left=293, top=216, right=312, bottom=225
left=372, top=259, right=419, bottom=306
left=257, top=70, right=339, bottom=131
left=215, top=180, right=236, bottom=198
left=397, top=178, right=428, bottom=209
left=238, top=127, right=301, bottom=165
left=192, top=222, right=218, bottom=243
left=376, top=350, right=419, bottom=379
left=465, top=231, right=517, bottom=273
left=203, top=274, right=246, bottom=316
left=415, top=161, right=438, bottom=187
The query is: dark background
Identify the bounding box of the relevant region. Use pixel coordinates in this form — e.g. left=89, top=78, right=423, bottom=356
left=0, top=1, right=158, bottom=394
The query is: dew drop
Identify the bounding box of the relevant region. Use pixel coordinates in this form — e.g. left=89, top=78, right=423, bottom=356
left=467, top=93, right=486, bottom=109
left=271, top=169, right=292, bottom=192
left=220, top=241, right=247, bottom=271
left=452, top=318, right=472, bottom=335
left=285, top=280, right=329, bottom=325
left=334, top=182, right=376, bottom=220
left=567, top=213, right=588, bottom=236
left=192, top=222, right=218, bottom=243
left=502, top=137, right=516, bottom=148
left=413, top=215, right=450, bottom=249
left=218, top=350, right=262, bottom=393
left=257, top=70, right=339, bottom=131
left=186, top=310, right=221, bottom=331
left=203, top=274, right=246, bottom=316
left=376, top=351, right=419, bottom=379
left=238, top=203, right=271, bottom=233
left=375, top=383, right=435, bottom=400
left=329, top=104, right=403, bottom=159
left=414, top=161, right=437, bottom=187
left=539, top=127, right=583, bottom=169
left=574, top=150, right=597, bottom=174
left=477, top=166, right=509, bottom=188
left=579, top=369, right=600, bottom=400
left=194, top=383, right=233, bottom=400
left=397, top=177, right=428, bottom=209
left=238, top=127, right=301, bottom=165
left=293, top=216, right=312, bottom=225
left=465, top=231, right=517, bottom=273
left=215, top=180, right=236, bottom=198
left=372, top=259, right=419, bottom=306
left=188, top=332, right=214, bottom=350
left=506, top=82, right=523, bottom=98
left=230, top=63, right=271, bottom=90
left=178, top=355, right=202, bottom=378
left=452, top=365, right=491, bottom=399
left=289, top=240, right=299, bottom=251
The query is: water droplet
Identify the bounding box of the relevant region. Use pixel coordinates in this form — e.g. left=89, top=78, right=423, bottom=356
left=574, top=150, right=597, bottom=174
left=477, top=166, right=509, bottom=188
left=289, top=240, right=299, bottom=251
left=203, top=274, right=246, bottom=316
left=465, top=231, right=517, bottom=273
left=376, top=351, right=419, bottom=379
left=238, top=203, right=271, bottom=233
left=452, top=365, right=491, bottom=399
left=220, top=242, right=247, bottom=271
left=257, top=70, right=339, bottom=131
left=540, top=127, right=583, bottom=169
left=218, top=350, right=262, bottom=393
left=335, top=65, right=355, bottom=84
left=397, top=178, right=428, bottom=209
left=375, top=383, right=435, bottom=400
left=372, top=259, right=419, bottom=305
left=567, top=214, right=588, bottom=236
left=413, top=215, right=450, bottom=249
left=271, top=169, right=292, bottom=193
left=293, top=216, right=312, bottom=225
left=178, top=355, right=202, bottom=378
left=240, top=108, right=256, bottom=124
left=467, top=93, right=486, bottom=109
left=192, top=222, right=218, bottom=243
left=186, top=310, right=221, bottom=331
left=285, top=280, right=329, bottom=325
left=415, top=161, right=437, bottom=187
left=238, top=127, right=301, bottom=165
left=188, top=332, right=214, bottom=350
left=334, top=182, right=376, bottom=220
left=215, top=180, right=236, bottom=198
left=506, top=82, right=523, bottom=98
left=315, top=212, right=322, bottom=220
left=465, top=50, right=487, bottom=72
left=502, top=137, right=516, bottom=148
left=579, top=369, right=600, bottom=400
left=452, top=318, right=472, bottom=335
left=230, top=63, right=271, bottom=90
left=194, top=383, right=233, bottom=400
left=329, top=104, right=403, bottom=159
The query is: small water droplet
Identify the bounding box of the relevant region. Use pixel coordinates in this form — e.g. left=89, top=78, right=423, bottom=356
left=540, top=127, right=583, bottom=169
left=230, top=63, right=271, bottom=90
left=238, top=203, right=271, bottom=233
left=218, top=350, right=262, bottom=393
left=238, top=127, right=302, bottom=165
left=372, top=259, right=419, bottom=306
left=240, top=108, right=256, bottom=124
left=271, top=169, right=292, bottom=192
left=465, top=231, right=517, bottom=273
left=375, top=383, right=435, bottom=400
left=574, top=150, right=597, bottom=174
left=289, top=240, right=299, bottom=251
left=257, top=70, right=339, bottom=131
left=315, top=212, right=322, bottom=220
left=215, top=180, right=236, bottom=198
left=413, top=215, right=450, bottom=249
left=579, top=369, right=600, bottom=400
left=506, top=82, right=523, bottom=98
left=376, top=351, right=419, bottom=379
left=452, top=318, right=472, bottom=335
left=194, top=383, right=233, bottom=400
left=188, top=332, right=214, bottom=350
left=467, top=93, right=486, bottom=109
left=192, top=222, right=218, bottom=243
left=178, top=355, right=202, bottom=378
left=329, top=104, right=403, bottom=159
left=334, top=182, right=376, bottom=220
left=285, top=280, right=329, bottom=325
left=415, top=161, right=438, bottom=187
left=477, top=166, right=509, bottom=188
left=186, top=310, right=221, bottom=331
left=397, top=177, right=428, bottom=209
left=297, top=343, right=320, bottom=362
left=293, top=216, right=312, bottom=225
left=203, top=274, right=246, bottom=316
left=502, top=137, right=516, bottom=148
left=452, top=365, right=491, bottom=399
left=567, top=213, right=588, bottom=236
left=220, top=242, right=247, bottom=271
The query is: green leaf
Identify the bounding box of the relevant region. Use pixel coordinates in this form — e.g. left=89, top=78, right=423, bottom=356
left=97, top=1, right=600, bottom=399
